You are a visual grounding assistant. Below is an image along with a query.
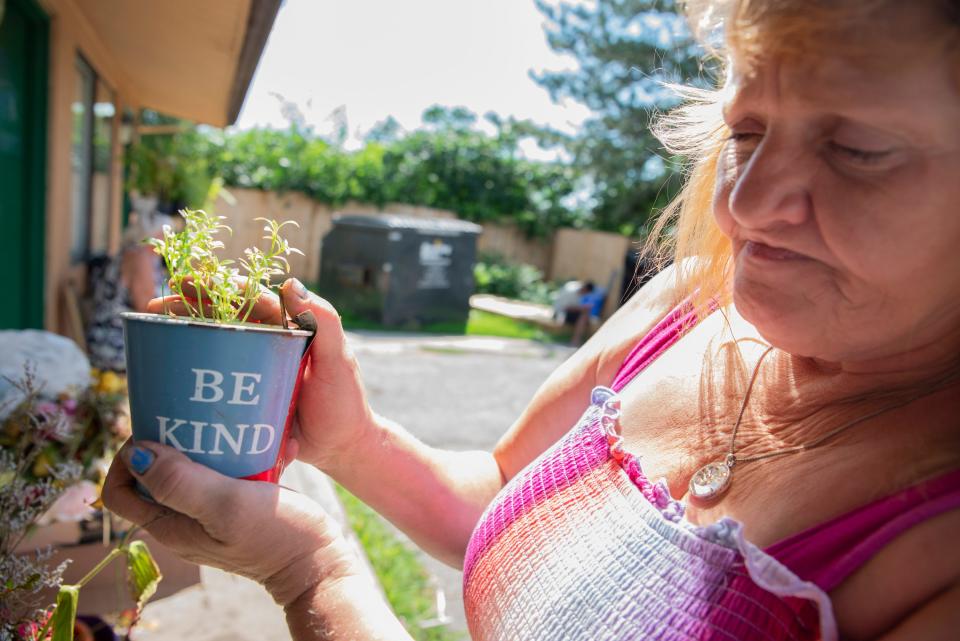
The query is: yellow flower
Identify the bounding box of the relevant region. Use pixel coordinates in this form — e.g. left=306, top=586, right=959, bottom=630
left=97, top=371, right=126, bottom=395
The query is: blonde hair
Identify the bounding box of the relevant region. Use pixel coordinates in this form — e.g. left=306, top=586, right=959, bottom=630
left=644, top=0, right=960, bottom=316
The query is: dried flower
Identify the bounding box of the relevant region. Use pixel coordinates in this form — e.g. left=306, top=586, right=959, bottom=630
left=1, top=367, right=128, bottom=637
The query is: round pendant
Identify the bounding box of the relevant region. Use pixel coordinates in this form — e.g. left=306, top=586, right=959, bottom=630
left=688, top=460, right=733, bottom=501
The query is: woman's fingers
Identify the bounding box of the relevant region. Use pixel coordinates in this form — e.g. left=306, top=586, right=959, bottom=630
left=142, top=509, right=222, bottom=560
left=280, top=437, right=300, bottom=476
left=144, top=296, right=212, bottom=318
left=142, top=278, right=344, bottom=330
left=112, top=440, right=239, bottom=526
left=242, top=289, right=283, bottom=324
left=280, top=279, right=346, bottom=351
left=143, top=279, right=285, bottom=325
left=102, top=440, right=170, bottom=526
left=179, top=278, right=284, bottom=324
left=103, top=442, right=241, bottom=561
left=100, top=434, right=358, bottom=606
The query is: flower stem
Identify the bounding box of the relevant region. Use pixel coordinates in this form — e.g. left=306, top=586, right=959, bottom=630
left=76, top=547, right=125, bottom=588
left=36, top=544, right=128, bottom=638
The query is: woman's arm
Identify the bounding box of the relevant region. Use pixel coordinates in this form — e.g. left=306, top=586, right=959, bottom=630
left=329, top=418, right=506, bottom=568
left=320, top=264, right=682, bottom=567
left=874, top=583, right=960, bottom=641
left=283, top=573, right=414, bottom=641
left=122, top=247, right=159, bottom=312
left=141, top=267, right=679, bottom=569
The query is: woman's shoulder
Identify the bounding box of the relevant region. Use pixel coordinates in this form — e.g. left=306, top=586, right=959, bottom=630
left=492, top=261, right=687, bottom=480
left=830, top=506, right=960, bottom=639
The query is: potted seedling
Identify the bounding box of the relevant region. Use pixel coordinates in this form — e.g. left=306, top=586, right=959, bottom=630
left=122, top=209, right=313, bottom=484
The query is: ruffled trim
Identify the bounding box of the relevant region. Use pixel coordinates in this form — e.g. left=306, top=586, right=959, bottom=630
left=593, top=386, right=688, bottom=525
left=591, top=385, right=839, bottom=641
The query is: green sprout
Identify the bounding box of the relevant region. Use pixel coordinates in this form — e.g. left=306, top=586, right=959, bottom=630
left=148, top=209, right=303, bottom=324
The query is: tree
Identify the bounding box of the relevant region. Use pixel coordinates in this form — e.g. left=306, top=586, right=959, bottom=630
left=376, top=106, right=584, bottom=236
left=365, top=116, right=404, bottom=144
left=533, top=0, right=709, bottom=236
left=125, top=110, right=219, bottom=210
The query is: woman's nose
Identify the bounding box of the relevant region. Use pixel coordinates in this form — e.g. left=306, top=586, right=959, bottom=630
left=727, top=137, right=812, bottom=230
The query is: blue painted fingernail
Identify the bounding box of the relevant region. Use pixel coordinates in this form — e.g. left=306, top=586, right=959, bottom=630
left=129, top=446, right=155, bottom=475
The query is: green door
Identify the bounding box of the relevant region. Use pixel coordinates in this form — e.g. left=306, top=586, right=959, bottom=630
left=0, top=0, right=48, bottom=329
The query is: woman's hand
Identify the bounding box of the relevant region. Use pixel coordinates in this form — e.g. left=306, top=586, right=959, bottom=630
left=146, top=278, right=378, bottom=473
left=145, top=278, right=502, bottom=566
left=102, top=439, right=360, bottom=607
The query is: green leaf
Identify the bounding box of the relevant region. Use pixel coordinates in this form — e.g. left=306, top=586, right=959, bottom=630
left=51, top=585, right=79, bottom=641
left=125, top=540, right=163, bottom=612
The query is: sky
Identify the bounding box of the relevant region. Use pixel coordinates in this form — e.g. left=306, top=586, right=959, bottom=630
left=234, top=0, right=593, bottom=157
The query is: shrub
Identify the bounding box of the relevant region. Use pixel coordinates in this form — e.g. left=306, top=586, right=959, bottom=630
left=473, top=252, right=556, bottom=305
left=125, top=107, right=590, bottom=239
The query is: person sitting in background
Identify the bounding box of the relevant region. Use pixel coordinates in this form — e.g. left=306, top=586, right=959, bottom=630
left=563, top=280, right=606, bottom=346
left=85, top=212, right=167, bottom=372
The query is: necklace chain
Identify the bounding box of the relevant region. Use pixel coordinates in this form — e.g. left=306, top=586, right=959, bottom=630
left=725, top=346, right=774, bottom=466
left=688, top=345, right=956, bottom=501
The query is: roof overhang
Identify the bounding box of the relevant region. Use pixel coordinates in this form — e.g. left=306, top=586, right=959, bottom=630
left=75, top=0, right=280, bottom=127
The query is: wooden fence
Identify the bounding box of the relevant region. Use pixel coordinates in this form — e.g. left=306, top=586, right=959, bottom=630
left=212, top=188, right=638, bottom=315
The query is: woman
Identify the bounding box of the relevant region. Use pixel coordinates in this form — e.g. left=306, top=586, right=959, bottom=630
left=104, top=1, right=960, bottom=639
left=85, top=211, right=167, bottom=371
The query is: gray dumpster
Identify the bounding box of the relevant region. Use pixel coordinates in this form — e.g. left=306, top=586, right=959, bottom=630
left=318, top=214, right=482, bottom=329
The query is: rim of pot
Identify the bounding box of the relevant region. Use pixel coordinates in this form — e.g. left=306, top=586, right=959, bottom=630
left=121, top=312, right=314, bottom=337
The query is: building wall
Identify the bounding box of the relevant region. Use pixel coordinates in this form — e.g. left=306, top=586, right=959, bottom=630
left=40, top=0, right=129, bottom=335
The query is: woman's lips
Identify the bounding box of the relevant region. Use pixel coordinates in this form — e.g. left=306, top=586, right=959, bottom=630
left=742, top=240, right=807, bottom=261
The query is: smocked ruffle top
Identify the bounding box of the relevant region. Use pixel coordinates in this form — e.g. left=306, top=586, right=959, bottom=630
left=462, top=303, right=960, bottom=641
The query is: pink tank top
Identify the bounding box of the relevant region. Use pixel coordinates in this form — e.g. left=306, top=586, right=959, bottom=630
left=610, top=302, right=960, bottom=592
left=464, top=304, right=832, bottom=641
left=462, top=301, right=959, bottom=641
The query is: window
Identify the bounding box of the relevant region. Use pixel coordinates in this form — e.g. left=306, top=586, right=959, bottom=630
left=90, top=82, right=115, bottom=255
left=70, top=55, right=114, bottom=262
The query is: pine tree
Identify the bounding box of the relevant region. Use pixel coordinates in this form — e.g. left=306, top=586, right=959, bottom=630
left=533, top=0, right=710, bottom=236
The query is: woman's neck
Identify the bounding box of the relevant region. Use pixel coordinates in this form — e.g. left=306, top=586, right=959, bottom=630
left=714, top=308, right=960, bottom=449
left=721, top=305, right=960, bottom=395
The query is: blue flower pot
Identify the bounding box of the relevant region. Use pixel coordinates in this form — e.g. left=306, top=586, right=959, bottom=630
left=122, top=313, right=312, bottom=483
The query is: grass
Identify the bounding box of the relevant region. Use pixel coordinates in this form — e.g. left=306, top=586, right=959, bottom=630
left=338, top=308, right=571, bottom=344
left=306, top=281, right=571, bottom=343
left=334, top=485, right=464, bottom=641
left=466, top=309, right=570, bottom=342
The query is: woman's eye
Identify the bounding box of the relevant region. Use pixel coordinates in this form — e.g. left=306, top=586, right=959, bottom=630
left=829, top=142, right=892, bottom=165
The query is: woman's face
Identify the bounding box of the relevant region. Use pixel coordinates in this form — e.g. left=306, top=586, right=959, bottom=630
left=713, top=7, right=960, bottom=367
